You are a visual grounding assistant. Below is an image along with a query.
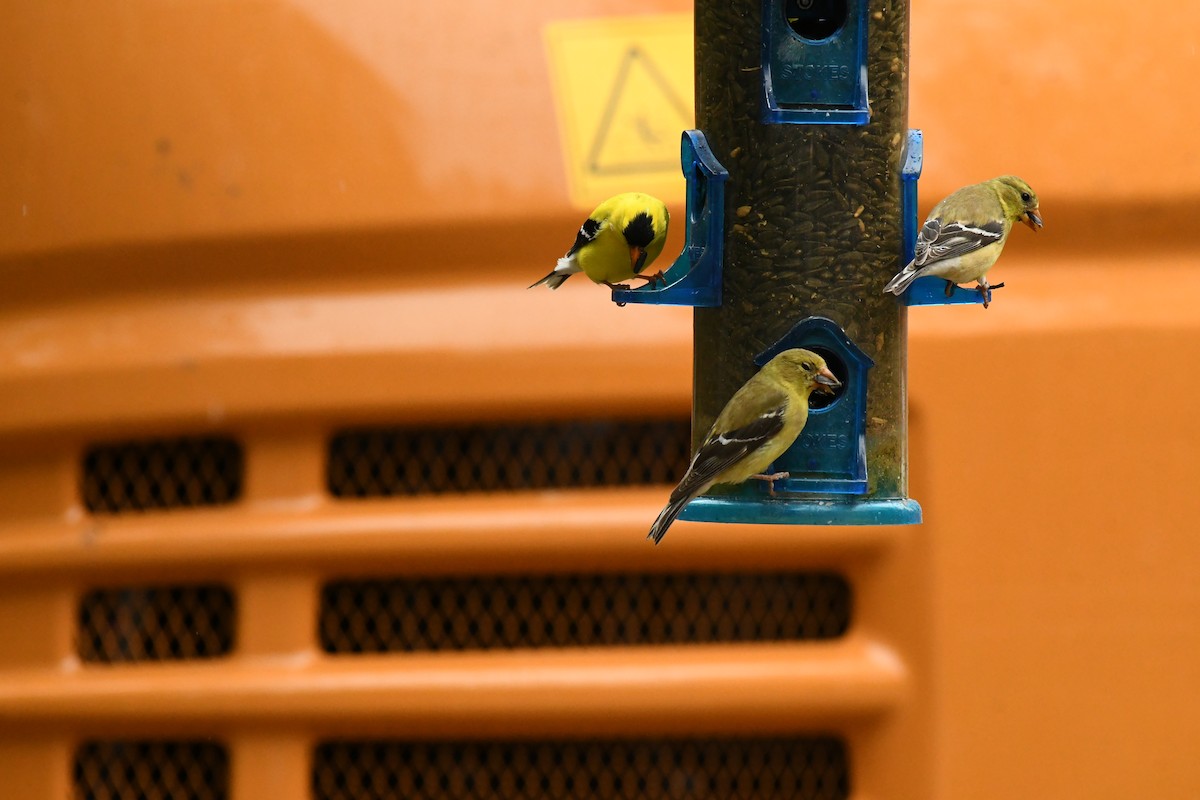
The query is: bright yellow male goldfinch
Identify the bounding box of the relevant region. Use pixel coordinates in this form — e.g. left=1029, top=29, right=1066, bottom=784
left=648, top=349, right=841, bottom=545
left=883, top=175, right=1043, bottom=307
left=530, top=192, right=669, bottom=291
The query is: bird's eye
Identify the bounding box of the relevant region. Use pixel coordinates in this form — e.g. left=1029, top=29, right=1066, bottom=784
left=1021, top=192, right=1031, bottom=202
left=802, top=362, right=813, bottom=372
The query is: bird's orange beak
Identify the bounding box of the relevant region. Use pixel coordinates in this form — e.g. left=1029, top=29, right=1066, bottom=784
left=814, top=367, right=842, bottom=395
left=1023, top=207, right=1043, bottom=231
left=629, top=245, right=647, bottom=272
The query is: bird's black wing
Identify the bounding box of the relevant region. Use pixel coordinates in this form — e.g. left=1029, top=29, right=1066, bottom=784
left=565, top=217, right=603, bottom=259
left=914, top=218, right=1005, bottom=266
left=669, top=402, right=788, bottom=504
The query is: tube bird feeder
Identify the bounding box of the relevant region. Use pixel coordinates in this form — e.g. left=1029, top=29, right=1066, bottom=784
left=622, top=0, right=923, bottom=525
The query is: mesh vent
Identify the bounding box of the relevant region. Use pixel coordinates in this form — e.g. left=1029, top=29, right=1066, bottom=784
left=74, top=741, right=229, bottom=800
left=313, top=738, right=849, bottom=800
left=82, top=436, right=243, bottom=513
left=78, top=585, right=235, bottom=663
left=327, top=419, right=691, bottom=497
left=320, top=572, right=850, bottom=653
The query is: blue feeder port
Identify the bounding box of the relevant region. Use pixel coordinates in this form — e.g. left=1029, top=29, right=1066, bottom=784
left=753, top=317, right=871, bottom=495
left=611, top=130, right=727, bottom=308
left=899, top=129, right=989, bottom=307
left=679, top=317, right=922, bottom=526
left=761, top=0, right=870, bottom=125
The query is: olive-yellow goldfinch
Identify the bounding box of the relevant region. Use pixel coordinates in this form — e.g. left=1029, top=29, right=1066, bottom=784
left=883, top=175, right=1042, bottom=307
left=530, top=192, right=669, bottom=290
left=648, top=349, right=841, bottom=544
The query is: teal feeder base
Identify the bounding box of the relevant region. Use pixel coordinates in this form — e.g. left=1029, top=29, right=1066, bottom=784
left=679, top=496, right=923, bottom=526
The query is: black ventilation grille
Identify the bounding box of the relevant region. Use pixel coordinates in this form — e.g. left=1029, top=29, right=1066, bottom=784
left=320, top=572, right=850, bottom=653
left=74, top=741, right=229, bottom=800
left=82, top=436, right=244, bottom=513
left=327, top=419, right=691, bottom=497
left=313, top=738, right=849, bottom=800
left=78, top=585, right=236, bottom=663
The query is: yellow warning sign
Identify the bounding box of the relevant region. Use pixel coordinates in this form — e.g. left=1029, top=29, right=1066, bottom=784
left=544, top=14, right=693, bottom=210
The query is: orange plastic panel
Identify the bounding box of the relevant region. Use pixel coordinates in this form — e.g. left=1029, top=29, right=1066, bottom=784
left=1, top=2, right=1198, bottom=800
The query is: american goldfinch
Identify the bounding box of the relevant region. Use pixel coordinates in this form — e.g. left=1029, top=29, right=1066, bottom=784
left=648, top=348, right=841, bottom=545
left=883, top=175, right=1043, bottom=308
left=529, top=192, right=669, bottom=291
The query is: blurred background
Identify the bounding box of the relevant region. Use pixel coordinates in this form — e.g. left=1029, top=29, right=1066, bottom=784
left=1, top=1, right=1198, bottom=799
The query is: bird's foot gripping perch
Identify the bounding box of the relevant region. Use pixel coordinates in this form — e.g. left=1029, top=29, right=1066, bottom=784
left=603, top=271, right=666, bottom=291
left=975, top=280, right=1005, bottom=309
left=943, top=279, right=1006, bottom=308
left=750, top=471, right=790, bottom=497
left=633, top=270, right=667, bottom=288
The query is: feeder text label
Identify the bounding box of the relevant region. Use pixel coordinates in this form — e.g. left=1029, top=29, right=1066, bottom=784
left=781, top=63, right=851, bottom=81
left=799, top=432, right=850, bottom=449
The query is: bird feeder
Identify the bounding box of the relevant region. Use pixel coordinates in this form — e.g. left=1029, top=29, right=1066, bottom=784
left=620, top=0, right=927, bottom=525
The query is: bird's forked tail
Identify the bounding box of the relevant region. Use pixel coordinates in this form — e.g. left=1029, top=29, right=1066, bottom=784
left=647, top=486, right=698, bottom=545
left=528, top=256, right=580, bottom=290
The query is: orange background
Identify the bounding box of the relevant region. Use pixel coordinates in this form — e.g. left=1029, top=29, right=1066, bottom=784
left=2, top=2, right=1199, bottom=799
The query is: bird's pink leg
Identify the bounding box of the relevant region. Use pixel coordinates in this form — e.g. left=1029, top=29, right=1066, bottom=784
left=750, top=471, right=790, bottom=497
left=975, top=279, right=1006, bottom=309
left=602, top=280, right=632, bottom=290
left=633, top=270, right=667, bottom=287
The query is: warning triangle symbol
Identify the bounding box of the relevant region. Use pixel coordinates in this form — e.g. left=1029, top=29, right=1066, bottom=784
left=586, top=46, right=693, bottom=176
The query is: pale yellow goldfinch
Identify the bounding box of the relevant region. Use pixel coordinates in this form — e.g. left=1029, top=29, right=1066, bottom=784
left=530, top=192, right=669, bottom=290
left=883, top=175, right=1043, bottom=307
left=648, top=349, right=841, bottom=545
